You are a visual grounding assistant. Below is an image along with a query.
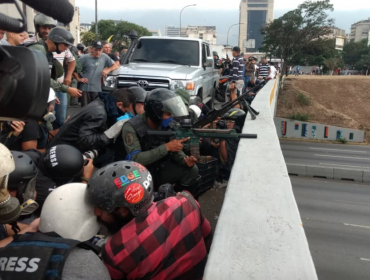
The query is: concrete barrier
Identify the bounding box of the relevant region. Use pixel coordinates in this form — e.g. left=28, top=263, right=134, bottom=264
left=306, top=165, right=334, bottom=179
left=363, top=170, right=370, bottom=183
left=334, top=168, right=364, bottom=182
left=204, top=78, right=318, bottom=280
left=287, top=163, right=307, bottom=176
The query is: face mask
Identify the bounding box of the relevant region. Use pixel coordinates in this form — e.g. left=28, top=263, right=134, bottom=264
left=161, top=117, right=173, bottom=128
left=117, top=111, right=134, bottom=122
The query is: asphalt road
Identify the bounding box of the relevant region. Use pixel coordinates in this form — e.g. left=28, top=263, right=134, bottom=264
left=281, top=140, right=370, bottom=170
left=292, top=177, right=370, bottom=280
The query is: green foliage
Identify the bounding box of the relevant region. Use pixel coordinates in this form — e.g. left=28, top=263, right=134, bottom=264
left=81, top=31, right=98, bottom=47
left=297, top=92, right=311, bottom=106
left=89, top=20, right=151, bottom=51
left=354, top=54, right=370, bottom=73
left=288, top=113, right=310, bottom=121
left=323, top=56, right=344, bottom=75
left=337, top=138, right=347, bottom=144
left=260, top=0, right=334, bottom=75
left=342, top=39, right=370, bottom=67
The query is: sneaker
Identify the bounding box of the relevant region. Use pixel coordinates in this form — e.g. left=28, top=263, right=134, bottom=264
left=214, top=180, right=228, bottom=189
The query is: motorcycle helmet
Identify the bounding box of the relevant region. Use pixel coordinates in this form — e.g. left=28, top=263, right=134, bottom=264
left=222, top=108, right=247, bottom=133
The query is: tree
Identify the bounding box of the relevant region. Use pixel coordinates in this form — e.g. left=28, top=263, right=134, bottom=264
left=89, top=20, right=151, bottom=51
left=355, top=54, right=370, bottom=75
left=260, top=0, right=334, bottom=77
left=81, top=31, right=98, bottom=46
left=342, top=39, right=370, bottom=68
left=323, top=57, right=343, bottom=75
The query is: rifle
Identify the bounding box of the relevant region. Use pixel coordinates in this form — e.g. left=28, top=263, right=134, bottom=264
left=147, top=128, right=257, bottom=158
left=192, top=80, right=266, bottom=129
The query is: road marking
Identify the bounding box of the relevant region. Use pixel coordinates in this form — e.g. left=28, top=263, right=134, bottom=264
left=344, top=223, right=370, bottom=229
left=314, top=154, right=370, bottom=161
left=319, top=163, right=370, bottom=169
left=334, top=200, right=370, bottom=206
left=310, top=147, right=368, bottom=153
left=360, top=258, right=370, bottom=262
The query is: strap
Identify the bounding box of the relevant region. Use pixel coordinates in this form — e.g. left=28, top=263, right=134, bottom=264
left=125, top=150, right=141, bottom=161
left=179, top=191, right=204, bottom=224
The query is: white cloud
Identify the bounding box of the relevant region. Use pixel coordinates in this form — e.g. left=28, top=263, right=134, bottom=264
left=76, top=0, right=370, bottom=11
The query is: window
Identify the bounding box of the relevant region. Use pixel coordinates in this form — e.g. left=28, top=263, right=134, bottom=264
left=202, top=44, right=207, bottom=65
left=248, top=4, right=268, bottom=7
left=246, top=10, right=267, bottom=52
left=131, top=39, right=200, bottom=66
left=349, top=133, right=354, bottom=140
left=295, top=123, right=299, bottom=130
left=336, top=130, right=343, bottom=140
left=301, top=124, right=307, bottom=137
left=206, top=45, right=211, bottom=57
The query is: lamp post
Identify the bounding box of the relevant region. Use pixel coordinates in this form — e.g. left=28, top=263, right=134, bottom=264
left=180, top=4, right=196, bottom=37
left=95, top=0, right=98, bottom=41
left=227, top=23, right=243, bottom=55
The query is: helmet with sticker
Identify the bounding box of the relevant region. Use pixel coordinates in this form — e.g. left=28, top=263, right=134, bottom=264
left=86, top=161, right=154, bottom=216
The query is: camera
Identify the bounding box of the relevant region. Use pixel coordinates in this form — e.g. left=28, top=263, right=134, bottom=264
left=83, top=150, right=99, bottom=160
left=216, top=119, right=227, bottom=130
left=153, top=184, right=177, bottom=202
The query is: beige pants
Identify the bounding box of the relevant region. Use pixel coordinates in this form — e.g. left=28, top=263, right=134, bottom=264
left=226, top=80, right=245, bottom=96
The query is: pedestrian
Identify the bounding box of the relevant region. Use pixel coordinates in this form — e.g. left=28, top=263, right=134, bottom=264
left=114, top=51, right=120, bottom=60
left=73, top=41, right=119, bottom=107
left=86, top=161, right=212, bottom=280
left=0, top=31, right=24, bottom=46
left=258, top=57, right=270, bottom=80
left=296, top=65, right=301, bottom=76
left=102, top=41, right=120, bottom=66
left=228, top=46, right=245, bottom=97
left=243, top=56, right=256, bottom=93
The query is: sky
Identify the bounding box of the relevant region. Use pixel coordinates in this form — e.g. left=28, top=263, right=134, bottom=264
left=75, top=0, right=370, bottom=46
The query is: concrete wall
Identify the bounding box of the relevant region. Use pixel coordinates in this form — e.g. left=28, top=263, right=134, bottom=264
left=275, top=117, right=365, bottom=143
left=204, top=77, right=317, bottom=279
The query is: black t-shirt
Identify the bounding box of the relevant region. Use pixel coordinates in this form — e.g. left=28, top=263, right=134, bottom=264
left=107, top=53, right=119, bottom=62
left=22, top=120, right=49, bottom=149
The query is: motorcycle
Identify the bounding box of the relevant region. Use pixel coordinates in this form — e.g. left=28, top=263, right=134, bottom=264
left=215, top=76, right=229, bottom=103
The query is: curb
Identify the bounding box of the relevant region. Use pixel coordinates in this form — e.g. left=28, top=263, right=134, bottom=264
left=287, top=163, right=370, bottom=183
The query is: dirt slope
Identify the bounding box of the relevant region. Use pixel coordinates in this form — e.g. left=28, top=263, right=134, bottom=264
left=277, top=76, right=370, bottom=141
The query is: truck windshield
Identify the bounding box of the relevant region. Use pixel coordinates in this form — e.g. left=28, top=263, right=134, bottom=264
left=130, top=39, right=199, bottom=66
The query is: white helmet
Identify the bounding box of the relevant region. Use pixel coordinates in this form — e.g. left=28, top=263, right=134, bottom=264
left=189, top=105, right=202, bottom=118
left=0, top=143, right=21, bottom=225
left=39, top=183, right=100, bottom=242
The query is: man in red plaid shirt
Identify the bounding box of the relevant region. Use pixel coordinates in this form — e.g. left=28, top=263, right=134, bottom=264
left=87, top=161, right=212, bottom=280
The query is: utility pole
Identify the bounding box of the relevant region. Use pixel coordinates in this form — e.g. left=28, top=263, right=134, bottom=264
left=180, top=4, right=196, bottom=37
left=95, top=0, right=98, bottom=41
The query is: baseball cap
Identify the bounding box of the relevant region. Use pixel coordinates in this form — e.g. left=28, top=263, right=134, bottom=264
left=92, top=41, right=103, bottom=49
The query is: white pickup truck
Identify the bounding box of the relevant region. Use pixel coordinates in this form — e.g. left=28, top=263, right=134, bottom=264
left=103, top=36, right=219, bottom=108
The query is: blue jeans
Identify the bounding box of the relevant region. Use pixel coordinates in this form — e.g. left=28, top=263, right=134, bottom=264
left=53, top=91, right=68, bottom=130
left=243, top=76, right=251, bottom=93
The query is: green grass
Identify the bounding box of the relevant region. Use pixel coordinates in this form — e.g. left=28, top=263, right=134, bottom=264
left=288, top=113, right=310, bottom=121
left=297, top=92, right=311, bottom=106
left=337, top=138, right=348, bottom=144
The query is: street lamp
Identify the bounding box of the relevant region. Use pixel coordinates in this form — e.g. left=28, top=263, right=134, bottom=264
left=180, top=4, right=196, bottom=37
left=227, top=23, right=243, bottom=55
left=95, top=0, right=98, bottom=41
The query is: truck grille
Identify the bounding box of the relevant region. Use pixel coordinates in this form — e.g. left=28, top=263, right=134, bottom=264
left=117, top=77, right=170, bottom=90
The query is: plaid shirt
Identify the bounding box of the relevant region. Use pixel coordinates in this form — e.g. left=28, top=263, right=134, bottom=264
left=102, top=195, right=212, bottom=280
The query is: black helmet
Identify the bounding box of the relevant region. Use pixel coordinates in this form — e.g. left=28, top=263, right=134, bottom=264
left=48, top=27, right=74, bottom=46
left=69, top=45, right=79, bottom=56
left=222, top=108, right=246, bottom=133
left=8, top=151, right=37, bottom=203
left=86, top=161, right=154, bottom=216
left=129, top=86, right=148, bottom=115
left=41, top=145, right=84, bottom=181
left=144, top=88, right=188, bottom=124
left=77, top=43, right=86, bottom=52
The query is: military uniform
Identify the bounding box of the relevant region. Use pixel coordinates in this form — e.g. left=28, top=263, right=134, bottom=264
left=27, top=41, right=69, bottom=93
left=121, top=113, right=198, bottom=188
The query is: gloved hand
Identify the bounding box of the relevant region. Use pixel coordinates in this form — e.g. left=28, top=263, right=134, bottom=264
left=104, top=119, right=127, bottom=140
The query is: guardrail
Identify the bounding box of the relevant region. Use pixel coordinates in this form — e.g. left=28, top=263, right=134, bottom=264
left=204, top=78, right=318, bottom=279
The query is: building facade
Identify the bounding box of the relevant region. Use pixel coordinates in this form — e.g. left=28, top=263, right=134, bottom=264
left=185, top=26, right=216, bottom=44
left=149, top=29, right=162, bottom=37
left=165, top=25, right=180, bottom=37
left=1, top=0, right=80, bottom=42
left=350, top=18, right=370, bottom=43
left=238, top=0, right=274, bottom=52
